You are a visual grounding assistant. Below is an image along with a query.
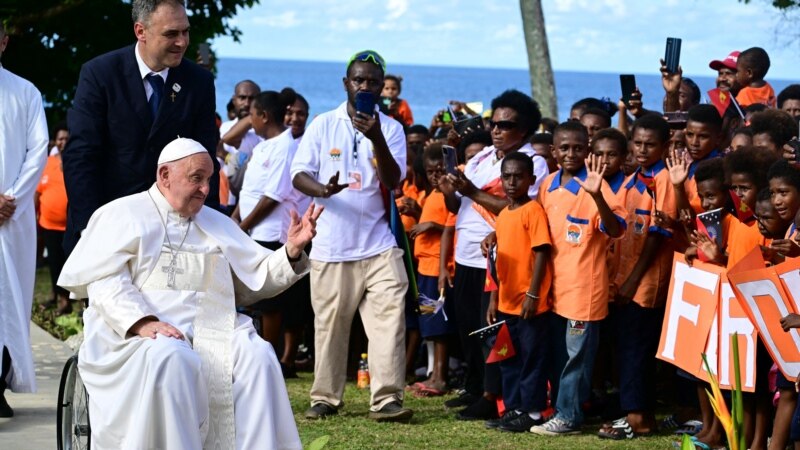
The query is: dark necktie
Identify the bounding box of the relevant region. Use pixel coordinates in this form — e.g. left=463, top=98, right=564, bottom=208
left=146, top=73, right=164, bottom=119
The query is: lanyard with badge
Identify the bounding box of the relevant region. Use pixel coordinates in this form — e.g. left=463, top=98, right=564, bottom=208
left=348, top=127, right=363, bottom=191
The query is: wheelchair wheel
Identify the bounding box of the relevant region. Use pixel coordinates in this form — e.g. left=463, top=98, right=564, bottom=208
left=57, top=354, right=90, bottom=450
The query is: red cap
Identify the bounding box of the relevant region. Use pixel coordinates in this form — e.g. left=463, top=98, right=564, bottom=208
left=709, top=51, right=740, bottom=71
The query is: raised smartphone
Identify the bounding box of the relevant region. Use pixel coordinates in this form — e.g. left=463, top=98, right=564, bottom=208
left=664, top=37, right=682, bottom=74
left=620, top=74, right=636, bottom=104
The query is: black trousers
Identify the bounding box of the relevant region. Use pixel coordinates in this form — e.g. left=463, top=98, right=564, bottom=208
left=42, top=228, right=69, bottom=297
left=453, top=263, right=486, bottom=396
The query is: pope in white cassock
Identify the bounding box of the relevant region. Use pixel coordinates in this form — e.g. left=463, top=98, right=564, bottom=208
left=58, top=138, right=321, bottom=450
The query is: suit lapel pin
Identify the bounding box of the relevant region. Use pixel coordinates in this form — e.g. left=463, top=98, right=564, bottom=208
left=171, top=83, right=181, bottom=102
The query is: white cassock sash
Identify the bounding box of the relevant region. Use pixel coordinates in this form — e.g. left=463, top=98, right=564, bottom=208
left=141, top=250, right=236, bottom=450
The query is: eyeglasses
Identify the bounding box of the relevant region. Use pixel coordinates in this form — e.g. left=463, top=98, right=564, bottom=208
left=489, top=120, right=517, bottom=131
left=347, top=50, right=386, bottom=72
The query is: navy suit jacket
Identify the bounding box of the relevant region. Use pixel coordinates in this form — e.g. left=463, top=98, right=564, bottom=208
left=63, top=44, right=220, bottom=254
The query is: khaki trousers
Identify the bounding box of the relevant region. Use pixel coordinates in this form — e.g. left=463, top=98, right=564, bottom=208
left=309, top=248, right=409, bottom=411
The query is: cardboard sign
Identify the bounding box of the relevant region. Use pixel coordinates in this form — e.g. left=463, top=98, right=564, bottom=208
left=728, top=253, right=800, bottom=381
left=658, top=252, right=759, bottom=391
left=657, top=254, right=722, bottom=379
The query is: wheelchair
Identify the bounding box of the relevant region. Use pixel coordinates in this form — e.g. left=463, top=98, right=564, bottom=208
left=57, top=353, right=90, bottom=450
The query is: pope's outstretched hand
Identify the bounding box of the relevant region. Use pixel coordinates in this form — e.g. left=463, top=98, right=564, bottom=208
left=285, top=203, right=324, bottom=259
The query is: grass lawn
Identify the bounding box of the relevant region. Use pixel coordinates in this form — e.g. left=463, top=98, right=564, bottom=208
left=34, top=267, right=679, bottom=449
left=285, top=375, right=677, bottom=449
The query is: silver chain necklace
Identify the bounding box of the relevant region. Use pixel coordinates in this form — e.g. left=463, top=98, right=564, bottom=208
left=148, top=191, right=191, bottom=288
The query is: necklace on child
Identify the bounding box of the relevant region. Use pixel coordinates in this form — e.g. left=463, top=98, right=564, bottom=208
left=148, top=191, right=191, bottom=288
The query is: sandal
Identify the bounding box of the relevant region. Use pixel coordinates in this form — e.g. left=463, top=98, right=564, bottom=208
left=675, top=419, right=703, bottom=436
left=405, top=382, right=426, bottom=392
left=597, top=417, right=652, bottom=440
left=414, top=385, right=447, bottom=398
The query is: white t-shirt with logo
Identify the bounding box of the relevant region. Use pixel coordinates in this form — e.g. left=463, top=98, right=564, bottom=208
left=291, top=102, right=406, bottom=262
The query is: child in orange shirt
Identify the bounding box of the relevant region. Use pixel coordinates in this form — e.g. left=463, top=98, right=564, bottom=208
left=604, top=114, right=676, bottom=439
left=381, top=74, right=414, bottom=127
left=485, top=151, right=553, bottom=433
left=724, top=146, right=779, bottom=269
left=676, top=105, right=725, bottom=215
left=735, top=47, right=777, bottom=108
left=409, top=145, right=456, bottom=396
left=531, top=121, right=626, bottom=437
left=765, top=160, right=800, bottom=450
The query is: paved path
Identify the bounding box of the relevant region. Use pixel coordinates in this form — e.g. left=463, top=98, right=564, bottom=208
left=0, top=323, right=74, bottom=449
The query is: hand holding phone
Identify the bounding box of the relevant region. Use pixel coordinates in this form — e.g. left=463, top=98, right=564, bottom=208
left=355, top=91, right=375, bottom=117
left=664, top=37, right=682, bottom=74
left=620, top=74, right=636, bottom=104
left=442, top=145, right=458, bottom=175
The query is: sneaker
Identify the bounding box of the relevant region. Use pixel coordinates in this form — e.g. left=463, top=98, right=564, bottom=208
left=530, top=417, right=581, bottom=436
left=368, top=401, right=413, bottom=422
left=456, top=396, right=498, bottom=421
left=304, top=403, right=337, bottom=420
left=485, top=410, right=522, bottom=429
left=500, top=413, right=544, bottom=433
left=444, top=391, right=478, bottom=409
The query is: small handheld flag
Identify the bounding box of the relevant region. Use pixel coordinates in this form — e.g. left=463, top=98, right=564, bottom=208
left=486, top=322, right=515, bottom=363
left=484, top=244, right=498, bottom=292
left=696, top=207, right=724, bottom=262
left=469, top=320, right=516, bottom=363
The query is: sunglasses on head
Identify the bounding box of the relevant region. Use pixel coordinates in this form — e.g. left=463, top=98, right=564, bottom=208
left=348, top=50, right=385, bottom=72
left=489, top=120, right=517, bottom=131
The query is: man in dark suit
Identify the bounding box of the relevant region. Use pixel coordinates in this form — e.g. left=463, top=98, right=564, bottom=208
left=63, top=0, right=219, bottom=254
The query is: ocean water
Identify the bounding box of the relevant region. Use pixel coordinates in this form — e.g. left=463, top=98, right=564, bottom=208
left=215, top=58, right=795, bottom=124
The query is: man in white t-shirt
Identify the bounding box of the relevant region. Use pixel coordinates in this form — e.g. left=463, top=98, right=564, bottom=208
left=291, top=50, right=412, bottom=422
left=219, top=80, right=261, bottom=197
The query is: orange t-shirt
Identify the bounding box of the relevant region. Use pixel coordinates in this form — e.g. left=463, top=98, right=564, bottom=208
left=606, top=171, right=627, bottom=299
left=414, top=190, right=451, bottom=277
left=36, top=156, right=67, bottom=231
left=726, top=218, right=764, bottom=269
left=219, top=168, right=230, bottom=208
left=685, top=150, right=724, bottom=214
left=538, top=167, right=628, bottom=321
left=736, top=82, right=776, bottom=108
left=391, top=99, right=414, bottom=127
left=615, top=161, right=677, bottom=308
left=495, top=200, right=552, bottom=316
left=398, top=180, right=423, bottom=231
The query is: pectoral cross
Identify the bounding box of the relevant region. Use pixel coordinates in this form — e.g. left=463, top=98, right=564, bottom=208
left=162, top=257, right=184, bottom=288
left=170, top=92, right=176, bottom=102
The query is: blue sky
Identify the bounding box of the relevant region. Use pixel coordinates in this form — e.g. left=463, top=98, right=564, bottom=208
left=212, top=0, right=798, bottom=80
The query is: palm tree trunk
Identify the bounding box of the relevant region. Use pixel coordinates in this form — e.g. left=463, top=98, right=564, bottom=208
left=519, top=0, right=558, bottom=119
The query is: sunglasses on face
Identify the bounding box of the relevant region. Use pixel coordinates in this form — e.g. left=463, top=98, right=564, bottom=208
left=489, top=120, right=517, bottom=131
left=348, top=50, right=386, bottom=72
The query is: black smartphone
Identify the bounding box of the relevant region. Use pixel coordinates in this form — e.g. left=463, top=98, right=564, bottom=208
left=442, top=145, right=458, bottom=175
left=453, top=115, right=484, bottom=137
left=664, top=111, right=689, bottom=130
left=355, top=91, right=375, bottom=117
left=198, top=42, right=210, bottom=66
left=620, top=74, right=636, bottom=104
left=664, top=37, right=682, bottom=74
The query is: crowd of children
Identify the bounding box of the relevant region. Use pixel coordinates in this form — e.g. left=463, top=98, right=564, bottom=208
left=390, top=45, right=800, bottom=449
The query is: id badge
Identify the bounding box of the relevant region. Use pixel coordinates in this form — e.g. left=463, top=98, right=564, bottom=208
left=348, top=170, right=362, bottom=191
left=568, top=320, right=586, bottom=335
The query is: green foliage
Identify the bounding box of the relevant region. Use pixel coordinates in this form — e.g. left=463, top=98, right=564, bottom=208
left=740, top=0, right=799, bottom=9
left=680, top=433, right=694, bottom=450
left=307, top=435, right=330, bottom=450
left=54, top=313, right=83, bottom=337
left=0, top=0, right=259, bottom=125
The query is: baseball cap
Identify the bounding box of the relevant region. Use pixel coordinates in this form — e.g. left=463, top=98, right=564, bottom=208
left=709, top=51, right=740, bottom=71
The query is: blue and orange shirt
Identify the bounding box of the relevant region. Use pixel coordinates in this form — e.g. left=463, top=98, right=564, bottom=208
left=538, top=166, right=627, bottom=321
left=615, top=160, right=677, bottom=308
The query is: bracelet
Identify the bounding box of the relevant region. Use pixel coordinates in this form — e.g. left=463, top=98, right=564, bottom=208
left=525, top=292, right=539, bottom=300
